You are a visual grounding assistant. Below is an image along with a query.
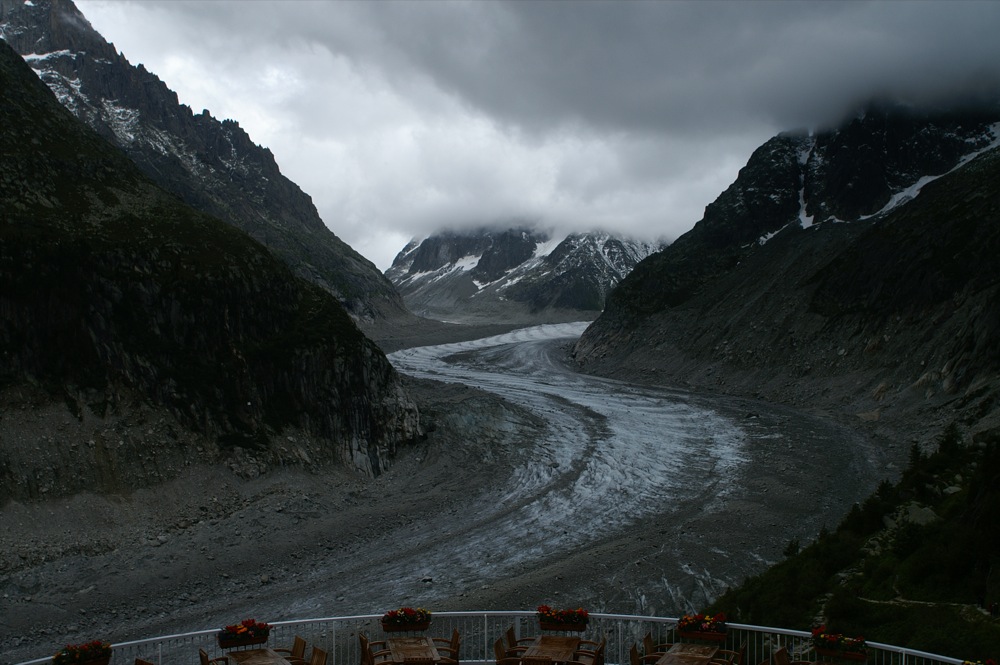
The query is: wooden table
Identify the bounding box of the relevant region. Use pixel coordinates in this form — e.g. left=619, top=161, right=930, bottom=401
left=387, top=636, right=441, bottom=664
left=226, top=649, right=292, bottom=665
left=655, top=643, right=720, bottom=665
left=523, top=635, right=582, bottom=664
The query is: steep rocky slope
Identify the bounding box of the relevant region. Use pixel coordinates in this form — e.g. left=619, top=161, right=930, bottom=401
left=575, top=102, right=1000, bottom=449
left=386, top=226, right=660, bottom=323
left=0, top=39, right=420, bottom=502
left=0, top=0, right=406, bottom=322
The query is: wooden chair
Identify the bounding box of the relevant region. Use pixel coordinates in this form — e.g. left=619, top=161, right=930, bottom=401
left=199, top=649, right=229, bottom=665
left=307, top=647, right=329, bottom=665
left=505, top=625, right=533, bottom=656
left=577, top=636, right=605, bottom=652
left=630, top=644, right=664, bottom=665
left=494, top=638, right=527, bottom=665
left=432, top=628, right=461, bottom=665
left=642, top=633, right=673, bottom=657
left=711, top=641, right=747, bottom=665
left=575, top=637, right=605, bottom=665
left=766, top=647, right=813, bottom=665
left=274, top=636, right=308, bottom=662
left=359, top=633, right=393, bottom=665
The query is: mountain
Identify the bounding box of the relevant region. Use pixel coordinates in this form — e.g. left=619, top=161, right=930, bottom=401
left=576, top=100, right=1000, bottom=448
left=386, top=226, right=662, bottom=324
left=572, top=99, right=1000, bottom=654
left=0, top=38, right=420, bottom=502
left=0, top=0, right=407, bottom=322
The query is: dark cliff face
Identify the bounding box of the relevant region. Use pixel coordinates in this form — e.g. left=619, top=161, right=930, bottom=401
left=0, top=0, right=406, bottom=321
left=575, top=102, right=1000, bottom=442
left=471, top=228, right=541, bottom=282
left=604, top=104, right=1000, bottom=323
left=503, top=233, right=661, bottom=311
left=0, top=40, right=419, bottom=500
left=805, top=103, right=1000, bottom=222
left=397, top=227, right=544, bottom=279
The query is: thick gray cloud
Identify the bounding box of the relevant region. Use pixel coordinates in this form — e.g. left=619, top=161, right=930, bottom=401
left=76, top=0, right=1000, bottom=269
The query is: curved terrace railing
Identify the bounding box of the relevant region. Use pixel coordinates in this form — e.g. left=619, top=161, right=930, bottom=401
left=18, top=611, right=963, bottom=665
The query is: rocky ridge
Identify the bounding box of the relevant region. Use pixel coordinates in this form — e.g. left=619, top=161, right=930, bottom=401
left=0, top=38, right=420, bottom=503
left=0, top=0, right=406, bottom=322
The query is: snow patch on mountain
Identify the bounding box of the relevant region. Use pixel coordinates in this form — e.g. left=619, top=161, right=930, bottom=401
left=532, top=234, right=569, bottom=259
left=861, top=122, right=1000, bottom=220
left=757, top=119, right=1000, bottom=245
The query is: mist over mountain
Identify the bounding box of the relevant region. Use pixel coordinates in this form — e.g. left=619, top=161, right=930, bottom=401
left=386, top=226, right=661, bottom=324
left=0, top=0, right=406, bottom=322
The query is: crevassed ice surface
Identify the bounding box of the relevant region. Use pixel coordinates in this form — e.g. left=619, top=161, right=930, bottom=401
left=386, top=323, right=746, bottom=577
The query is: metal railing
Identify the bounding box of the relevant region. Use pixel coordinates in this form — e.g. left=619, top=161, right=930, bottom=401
left=17, top=612, right=962, bottom=665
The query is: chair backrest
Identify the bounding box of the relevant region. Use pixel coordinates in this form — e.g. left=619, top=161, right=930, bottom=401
left=494, top=638, right=508, bottom=662
left=642, top=633, right=671, bottom=656
left=359, top=634, right=371, bottom=665
left=135, top=659, right=155, bottom=665
left=199, top=649, right=211, bottom=665
left=593, top=638, right=607, bottom=665
left=450, top=628, right=461, bottom=651
left=629, top=644, right=642, bottom=665
left=290, top=635, right=307, bottom=660
left=310, top=647, right=329, bottom=665
left=736, top=641, right=747, bottom=665
left=505, top=626, right=520, bottom=649
left=772, top=647, right=790, bottom=665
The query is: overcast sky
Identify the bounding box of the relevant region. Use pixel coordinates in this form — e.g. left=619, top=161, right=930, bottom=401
left=74, top=0, right=1000, bottom=270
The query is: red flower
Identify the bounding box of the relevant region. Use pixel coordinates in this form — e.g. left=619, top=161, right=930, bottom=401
left=382, top=607, right=431, bottom=625
left=536, top=605, right=589, bottom=624
left=220, top=618, right=270, bottom=639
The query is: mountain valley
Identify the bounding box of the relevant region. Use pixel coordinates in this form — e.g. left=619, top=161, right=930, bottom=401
left=2, top=0, right=1000, bottom=661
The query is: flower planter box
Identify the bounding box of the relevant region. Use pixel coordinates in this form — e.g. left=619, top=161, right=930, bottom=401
left=382, top=621, right=431, bottom=632
left=217, top=634, right=269, bottom=649
left=677, top=630, right=727, bottom=643
left=77, top=658, right=111, bottom=665
left=814, top=648, right=867, bottom=662
left=539, top=622, right=588, bottom=632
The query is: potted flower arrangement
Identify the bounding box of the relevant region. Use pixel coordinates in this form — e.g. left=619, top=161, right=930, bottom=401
left=217, top=618, right=271, bottom=648
left=381, top=607, right=432, bottom=632
left=537, top=605, right=590, bottom=631
left=676, top=613, right=727, bottom=642
left=811, top=626, right=867, bottom=662
left=53, top=640, right=112, bottom=665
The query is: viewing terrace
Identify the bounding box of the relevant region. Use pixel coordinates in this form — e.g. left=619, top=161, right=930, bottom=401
left=19, top=611, right=963, bottom=665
